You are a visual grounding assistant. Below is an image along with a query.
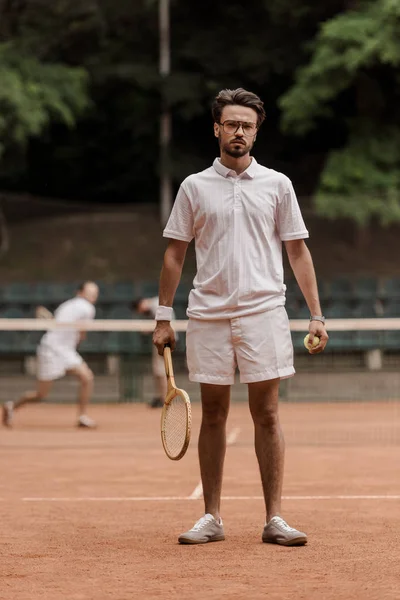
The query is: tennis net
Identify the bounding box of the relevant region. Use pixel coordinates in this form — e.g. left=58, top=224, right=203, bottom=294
left=1, top=317, right=399, bottom=445
left=0, top=316, right=399, bottom=404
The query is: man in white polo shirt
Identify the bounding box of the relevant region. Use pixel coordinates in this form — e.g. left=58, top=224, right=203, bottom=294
left=153, top=88, right=328, bottom=546
left=2, top=281, right=99, bottom=429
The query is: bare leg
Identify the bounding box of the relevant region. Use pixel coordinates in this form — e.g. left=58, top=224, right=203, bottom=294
left=67, top=363, right=94, bottom=416
left=2, top=380, right=52, bottom=427
left=13, top=380, right=53, bottom=410
left=248, top=378, right=285, bottom=522
left=199, top=383, right=230, bottom=520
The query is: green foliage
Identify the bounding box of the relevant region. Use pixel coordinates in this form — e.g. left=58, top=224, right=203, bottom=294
left=280, top=0, right=400, bottom=225
left=1, top=0, right=400, bottom=220
left=280, top=0, right=400, bottom=134
left=0, top=44, right=90, bottom=160
left=316, top=124, right=400, bottom=226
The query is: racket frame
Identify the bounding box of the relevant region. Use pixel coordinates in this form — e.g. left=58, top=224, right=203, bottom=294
left=161, top=345, right=192, bottom=460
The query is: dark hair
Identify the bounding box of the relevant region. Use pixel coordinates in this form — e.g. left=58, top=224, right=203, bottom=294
left=77, top=281, right=97, bottom=293
left=212, top=88, right=266, bottom=128
left=131, top=298, right=152, bottom=316
left=131, top=298, right=143, bottom=312
left=77, top=281, right=89, bottom=292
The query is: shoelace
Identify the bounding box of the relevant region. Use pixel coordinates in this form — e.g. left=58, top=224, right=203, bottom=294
left=271, top=517, right=297, bottom=532
left=190, top=515, right=215, bottom=532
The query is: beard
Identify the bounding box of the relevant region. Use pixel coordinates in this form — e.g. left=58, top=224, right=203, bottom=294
left=220, top=135, right=254, bottom=158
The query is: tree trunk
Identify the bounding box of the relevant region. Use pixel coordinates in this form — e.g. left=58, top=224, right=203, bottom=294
left=0, top=197, right=10, bottom=258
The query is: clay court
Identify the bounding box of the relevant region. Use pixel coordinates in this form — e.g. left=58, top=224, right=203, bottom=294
left=1, top=399, right=400, bottom=600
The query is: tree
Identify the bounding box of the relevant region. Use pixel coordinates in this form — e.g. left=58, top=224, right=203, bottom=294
left=0, top=44, right=89, bottom=166
left=280, top=0, right=400, bottom=226
left=3, top=0, right=391, bottom=208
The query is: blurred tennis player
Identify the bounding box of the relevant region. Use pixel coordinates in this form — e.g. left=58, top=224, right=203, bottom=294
left=2, top=281, right=99, bottom=429
left=153, top=88, right=328, bottom=546
left=132, top=296, right=176, bottom=408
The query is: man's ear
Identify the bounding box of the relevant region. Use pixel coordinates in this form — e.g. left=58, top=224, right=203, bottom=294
left=213, top=123, right=219, bottom=138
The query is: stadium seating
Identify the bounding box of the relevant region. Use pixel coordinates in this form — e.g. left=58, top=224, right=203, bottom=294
left=0, top=307, right=26, bottom=319
left=382, top=330, right=400, bottom=350
left=382, top=277, right=400, bottom=298
left=354, top=331, right=383, bottom=350
left=296, top=302, right=312, bottom=319
left=0, top=277, right=399, bottom=356
left=327, top=300, right=353, bottom=319
left=353, top=277, right=379, bottom=300
left=3, top=283, right=33, bottom=304
left=383, top=300, right=400, bottom=317
left=107, top=282, right=135, bottom=302
left=327, top=331, right=356, bottom=351
left=107, top=306, right=133, bottom=320
left=352, top=299, right=378, bottom=318
left=329, top=277, right=353, bottom=299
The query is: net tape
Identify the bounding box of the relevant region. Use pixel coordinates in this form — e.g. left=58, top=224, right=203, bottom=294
left=0, top=318, right=399, bottom=332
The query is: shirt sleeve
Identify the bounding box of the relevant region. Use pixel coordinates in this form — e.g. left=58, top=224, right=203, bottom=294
left=82, top=303, right=96, bottom=320
left=276, top=178, right=309, bottom=241
left=163, top=185, right=194, bottom=242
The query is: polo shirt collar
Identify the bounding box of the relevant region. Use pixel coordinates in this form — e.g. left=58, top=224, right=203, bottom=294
left=213, top=157, right=258, bottom=179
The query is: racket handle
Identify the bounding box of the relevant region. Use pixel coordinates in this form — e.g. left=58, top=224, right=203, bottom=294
left=163, top=345, right=175, bottom=382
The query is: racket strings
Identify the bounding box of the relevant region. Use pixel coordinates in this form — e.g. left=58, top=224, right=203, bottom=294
left=163, top=395, right=188, bottom=457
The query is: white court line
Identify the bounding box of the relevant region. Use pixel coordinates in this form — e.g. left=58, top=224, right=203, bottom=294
left=227, top=427, right=241, bottom=445
left=189, top=482, right=203, bottom=501
left=19, top=495, right=400, bottom=502
left=189, top=427, right=241, bottom=500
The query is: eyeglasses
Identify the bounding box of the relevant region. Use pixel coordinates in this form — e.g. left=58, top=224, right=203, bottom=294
left=219, top=120, right=257, bottom=137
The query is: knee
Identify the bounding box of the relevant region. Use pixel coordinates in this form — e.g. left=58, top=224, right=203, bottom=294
left=251, top=404, right=280, bottom=431
left=202, top=402, right=229, bottom=427
left=81, top=369, right=94, bottom=385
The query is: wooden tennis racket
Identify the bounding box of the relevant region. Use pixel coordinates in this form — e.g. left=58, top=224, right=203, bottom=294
left=161, top=344, right=192, bottom=460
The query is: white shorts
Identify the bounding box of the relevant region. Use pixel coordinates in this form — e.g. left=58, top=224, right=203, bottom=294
left=36, top=343, right=83, bottom=381
left=186, top=306, right=295, bottom=385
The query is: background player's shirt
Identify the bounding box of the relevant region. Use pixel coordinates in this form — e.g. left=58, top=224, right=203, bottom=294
left=40, top=297, right=96, bottom=350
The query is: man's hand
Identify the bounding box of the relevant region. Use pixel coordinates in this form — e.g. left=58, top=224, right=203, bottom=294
left=308, top=321, right=329, bottom=354
left=153, top=321, right=176, bottom=355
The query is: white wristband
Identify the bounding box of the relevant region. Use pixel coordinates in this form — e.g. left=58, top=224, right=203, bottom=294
left=155, top=306, right=173, bottom=321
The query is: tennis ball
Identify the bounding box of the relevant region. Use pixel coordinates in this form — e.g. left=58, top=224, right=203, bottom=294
left=304, top=334, right=320, bottom=351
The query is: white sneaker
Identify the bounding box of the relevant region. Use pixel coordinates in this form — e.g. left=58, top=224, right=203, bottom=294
left=77, top=414, right=97, bottom=429
left=2, top=402, right=14, bottom=427
left=262, top=516, right=307, bottom=546
left=178, top=514, right=225, bottom=544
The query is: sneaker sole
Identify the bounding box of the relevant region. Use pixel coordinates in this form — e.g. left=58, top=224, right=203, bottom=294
left=262, top=536, right=307, bottom=546
left=178, top=534, right=225, bottom=545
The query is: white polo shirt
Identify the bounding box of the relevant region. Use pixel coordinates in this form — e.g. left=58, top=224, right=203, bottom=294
left=40, top=297, right=96, bottom=350
left=163, top=157, right=309, bottom=320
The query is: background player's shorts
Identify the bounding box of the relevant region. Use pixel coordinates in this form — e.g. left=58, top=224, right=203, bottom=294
left=152, top=344, right=165, bottom=378
left=186, top=306, right=294, bottom=385
left=36, top=343, right=83, bottom=381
